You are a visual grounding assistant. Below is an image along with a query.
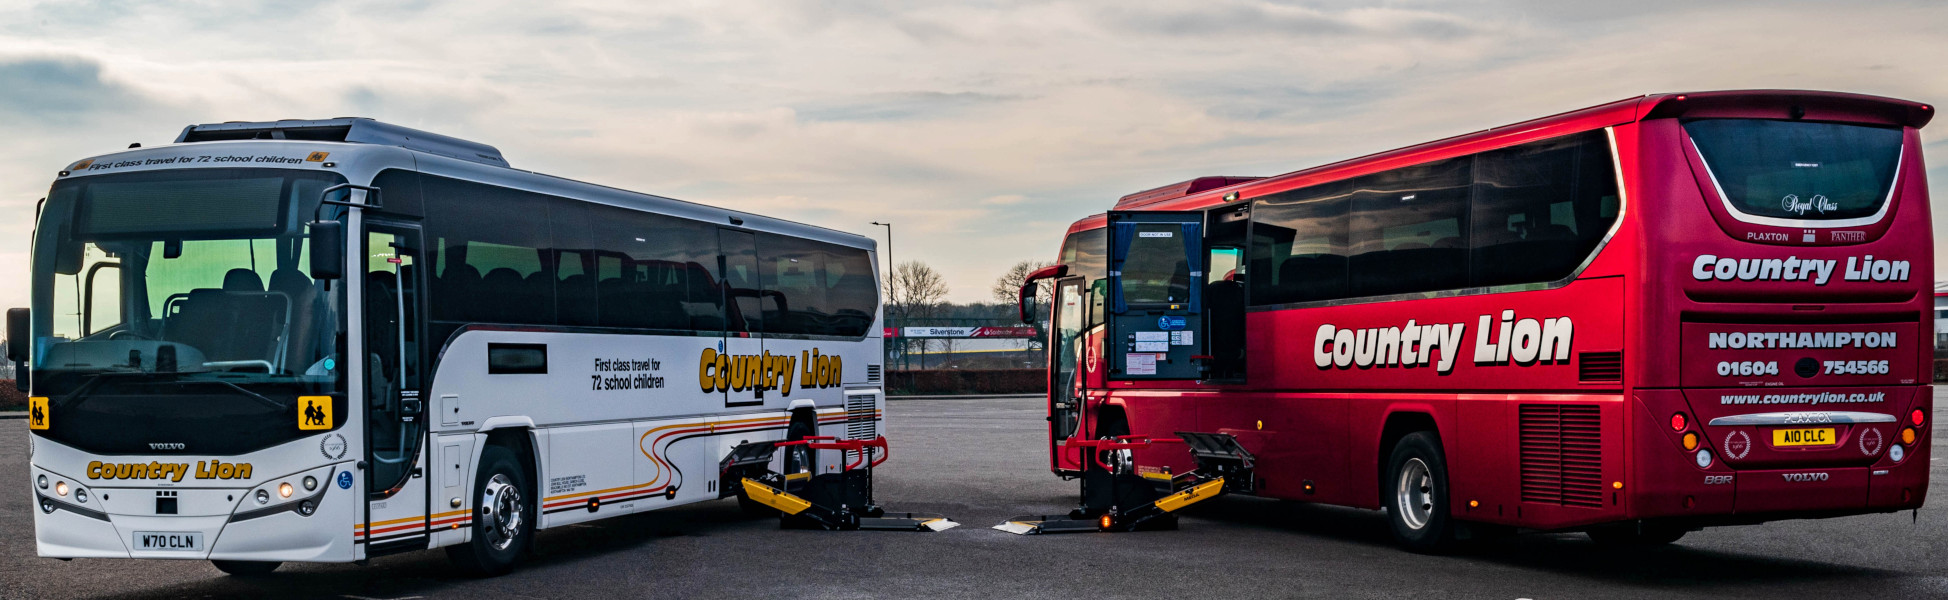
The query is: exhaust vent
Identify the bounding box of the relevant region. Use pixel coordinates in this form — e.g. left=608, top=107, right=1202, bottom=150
left=1519, top=404, right=1605, bottom=509
left=866, top=364, right=883, bottom=384
left=1577, top=352, right=1622, bottom=382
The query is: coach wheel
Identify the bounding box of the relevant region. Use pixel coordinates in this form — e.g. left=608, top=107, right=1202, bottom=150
left=1587, top=523, right=1688, bottom=547
left=1093, top=414, right=1132, bottom=475
left=210, top=560, right=281, bottom=576
left=1385, top=432, right=1454, bottom=553
left=447, top=445, right=533, bottom=576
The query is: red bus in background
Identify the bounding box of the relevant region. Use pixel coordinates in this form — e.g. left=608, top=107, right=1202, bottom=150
left=1022, top=90, right=1934, bottom=551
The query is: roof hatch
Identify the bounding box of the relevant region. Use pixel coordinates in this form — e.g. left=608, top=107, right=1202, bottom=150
left=174, top=118, right=509, bottom=168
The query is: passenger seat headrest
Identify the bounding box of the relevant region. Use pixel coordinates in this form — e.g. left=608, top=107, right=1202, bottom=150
left=223, top=268, right=265, bottom=292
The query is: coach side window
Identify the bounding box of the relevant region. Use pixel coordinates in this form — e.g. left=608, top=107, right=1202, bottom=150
left=1470, top=131, right=1620, bottom=287
left=422, top=177, right=556, bottom=328
left=588, top=203, right=722, bottom=332
left=1347, top=157, right=1471, bottom=298
left=1248, top=180, right=1352, bottom=305
left=755, top=233, right=877, bottom=338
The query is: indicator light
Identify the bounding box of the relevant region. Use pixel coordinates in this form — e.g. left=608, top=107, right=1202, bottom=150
left=1682, top=432, right=1699, bottom=451
left=1911, top=409, right=1925, bottom=427
left=1901, top=428, right=1916, bottom=445
left=74, top=489, right=87, bottom=504
left=1468, top=500, right=1479, bottom=508
left=1890, top=444, right=1905, bottom=462
left=37, top=475, right=47, bottom=489
left=256, top=489, right=270, bottom=505
left=1696, top=449, right=1714, bottom=468
left=55, top=481, right=68, bottom=497
left=1612, top=481, right=1623, bottom=490
left=1099, top=515, right=1113, bottom=530
left=1670, top=413, right=1687, bottom=431
left=303, top=476, right=317, bottom=492
left=280, top=483, right=293, bottom=498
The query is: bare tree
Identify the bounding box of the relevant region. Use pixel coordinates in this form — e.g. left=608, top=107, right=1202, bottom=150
left=992, top=259, right=1055, bottom=306
left=885, top=261, right=949, bottom=368
left=992, top=259, right=1055, bottom=355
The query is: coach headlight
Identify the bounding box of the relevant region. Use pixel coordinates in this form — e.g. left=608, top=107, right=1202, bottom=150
left=37, top=474, right=47, bottom=490
left=74, top=488, right=88, bottom=504
left=255, top=489, right=270, bottom=505
left=303, top=476, right=318, bottom=492
left=280, top=482, right=293, bottom=498
left=55, top=481, right=68, bottom=497
left=1695, top=449, right=1714, bottom=469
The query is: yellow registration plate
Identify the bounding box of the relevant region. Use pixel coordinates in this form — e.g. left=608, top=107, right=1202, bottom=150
left=1772, top=427, right=1836, bottom=447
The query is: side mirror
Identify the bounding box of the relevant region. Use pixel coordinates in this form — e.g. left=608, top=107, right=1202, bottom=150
left=7, top=308, right=29, bottom=362
left=308, top=221, right=344, bottom=280
left=1017, top=264, right=1068, bottom=323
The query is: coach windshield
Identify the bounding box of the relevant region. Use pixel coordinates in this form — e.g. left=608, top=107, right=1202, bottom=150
left=28, top=168, right=347, bottom=456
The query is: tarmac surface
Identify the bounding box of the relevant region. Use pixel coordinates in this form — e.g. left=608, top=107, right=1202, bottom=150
left=3, top=393, right=1946, bottom=599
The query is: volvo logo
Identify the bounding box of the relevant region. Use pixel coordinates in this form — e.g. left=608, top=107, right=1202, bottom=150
left=1781, top=472, right=1830, bottom=482
left=148, top=442, right=185, bottom=451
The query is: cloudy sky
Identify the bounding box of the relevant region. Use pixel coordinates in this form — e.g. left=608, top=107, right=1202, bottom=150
left=1, top=0, right=1945, bottom=309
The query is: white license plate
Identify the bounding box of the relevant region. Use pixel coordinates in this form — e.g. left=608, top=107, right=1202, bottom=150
left=133, top=531, right=203, bottom=551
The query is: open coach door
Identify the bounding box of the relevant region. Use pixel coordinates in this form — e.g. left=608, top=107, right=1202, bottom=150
left=1105, top=211, right=1205, bottom=381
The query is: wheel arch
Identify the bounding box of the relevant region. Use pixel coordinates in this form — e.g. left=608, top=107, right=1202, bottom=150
left=1376, top=410, right=1442, bottom=506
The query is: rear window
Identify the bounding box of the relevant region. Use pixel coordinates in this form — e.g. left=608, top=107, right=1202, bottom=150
left=1685, top=119, right=1902, bottom=223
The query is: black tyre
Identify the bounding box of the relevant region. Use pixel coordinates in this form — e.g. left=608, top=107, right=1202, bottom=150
left=446, top=445, right=533, bottom=576
left=1093, top=413, right=1131, bottom=475
left=1385, top=432, right=1454, bottom=554
left=1587, top=523, right=1687, bottom=546
left=210, top=560, right=280, bottom=576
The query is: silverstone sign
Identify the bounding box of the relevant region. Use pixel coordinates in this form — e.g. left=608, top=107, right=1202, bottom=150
left=894, top=326, right=1038, bottom=339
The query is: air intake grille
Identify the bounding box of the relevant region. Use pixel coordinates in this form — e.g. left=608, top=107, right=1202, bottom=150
left=845, top=394, right=878, bottom=441
left=1519, top=404, right=1605, bottom=508
left=866, top=364, right=882, bottom=383
left=1578, top=352, right=1622, bottom=382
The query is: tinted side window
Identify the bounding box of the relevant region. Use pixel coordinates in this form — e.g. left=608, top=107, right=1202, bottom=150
left=423, top=176, right=555, bottom=327
left=1346, top=157, right=1471, bottom=297
left=757, top=233, right=877, bottom=337
left=587, top=203, right=722, bottom=332
left=822, top=246, right=877, bottom=337
left=1471, top=131, right=1620, bottom=287
left=1059, top=228, right=1107, bottom=282
left=1248, top=180, right=1352, bottom=305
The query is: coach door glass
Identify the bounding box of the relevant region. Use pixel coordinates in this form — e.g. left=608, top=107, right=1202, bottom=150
left=1105, top=211, right=1205, bottom=380
left=717, top=228, right=765, bottom=408
left=364, top=225, right=425, bottom=497
left=1050, top=278, right=1086, bottom=466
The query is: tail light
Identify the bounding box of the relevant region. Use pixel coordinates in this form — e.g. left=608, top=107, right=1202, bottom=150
left=1911, top=409, right=1925, bottom=427
left=1670, top=413, right=1688, bottom=431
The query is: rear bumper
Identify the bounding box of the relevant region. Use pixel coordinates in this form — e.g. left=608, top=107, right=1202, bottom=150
left=1626, top=388, right=1928, bottom=525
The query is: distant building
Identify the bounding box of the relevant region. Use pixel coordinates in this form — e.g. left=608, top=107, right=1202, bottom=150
left=1936, top=282, right=1948, bottom=352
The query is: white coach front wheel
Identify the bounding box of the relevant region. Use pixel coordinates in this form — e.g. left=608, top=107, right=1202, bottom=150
left=447, top=445, right=533, bottom=576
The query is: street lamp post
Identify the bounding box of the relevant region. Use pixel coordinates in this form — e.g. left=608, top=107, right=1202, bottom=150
left=870, top=221, right=899, bottom=369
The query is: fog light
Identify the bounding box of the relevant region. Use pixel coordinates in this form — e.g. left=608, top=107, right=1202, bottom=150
left=37, top=474, right=47, bottom=489
left=280, top=483, right=293, bottom=498
left=303, top=476, right=318, bottom=491
left=55, top=481, right=68, bottom=497
left=1890, top=444, right=1905, bottom=462
left=1696, top=449, right=1714, bottom=468
left=255, top=489, right=270, bottom=505
left=74, top=489, right=87, bottom=504
left=1670, top=413, right=1687, bottom=431
left=40, top=501, right=55, bottom=514
left=298, top=500, right=316, bottom=516
left=1901, top=428, right=1916, bottom=445
left=1682, top=432, right=1699, bottom=450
